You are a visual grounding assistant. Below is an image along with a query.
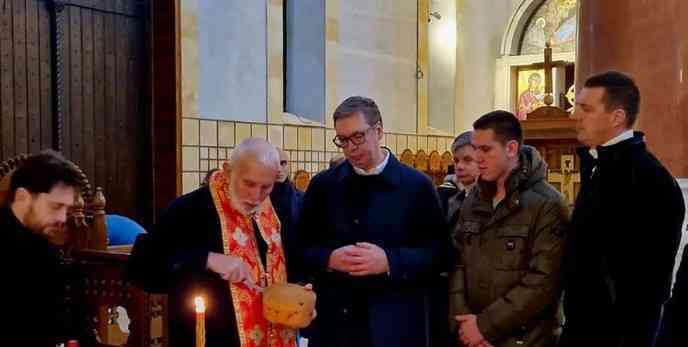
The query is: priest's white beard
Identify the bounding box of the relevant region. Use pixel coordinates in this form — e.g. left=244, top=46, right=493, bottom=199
left=228, top=175, right=261, bottom=216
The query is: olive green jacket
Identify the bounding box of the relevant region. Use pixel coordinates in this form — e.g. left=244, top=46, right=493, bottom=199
left=449, top=146, right=569, bottom=347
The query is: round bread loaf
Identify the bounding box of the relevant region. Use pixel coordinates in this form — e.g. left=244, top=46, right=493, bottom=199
left=263, top=283, right=316, bottom=329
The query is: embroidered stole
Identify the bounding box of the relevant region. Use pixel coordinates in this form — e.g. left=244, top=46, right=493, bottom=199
left=209, top=171, right=296, bottom=347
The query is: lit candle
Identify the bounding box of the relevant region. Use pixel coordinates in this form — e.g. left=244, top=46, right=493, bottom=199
left=194, top=296, right=206, bottom=347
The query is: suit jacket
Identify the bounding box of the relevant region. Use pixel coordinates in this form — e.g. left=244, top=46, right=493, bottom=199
left=294, top=153, right=449, bottom=347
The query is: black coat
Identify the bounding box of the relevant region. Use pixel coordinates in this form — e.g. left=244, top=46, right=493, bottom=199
left=656, top=245, right=688, bottom=347
left=130, top=187, right=240, bottom=346
left=294, top=153, right=449, bottom=347
left=270, top=179, right=304, bottom=279
left=560, top=133, right=685, bottom=347
left=1, top=207, right=69, bottom=345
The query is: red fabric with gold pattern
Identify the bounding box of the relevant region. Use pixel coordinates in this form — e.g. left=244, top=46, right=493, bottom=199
left=209, top=170, right=297, bottom=347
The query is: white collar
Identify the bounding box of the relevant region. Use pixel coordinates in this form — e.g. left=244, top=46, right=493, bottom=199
left=353, top=148, right=390, bottom=176
left=458, top=181, right=476, bottom=193
left=589, top=130, right=634, bottom=159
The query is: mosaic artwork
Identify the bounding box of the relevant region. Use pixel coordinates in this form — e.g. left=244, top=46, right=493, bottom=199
left=520, top=0, right=577, bottom=55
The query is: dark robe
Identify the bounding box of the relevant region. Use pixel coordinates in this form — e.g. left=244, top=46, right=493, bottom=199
left=128, top=186, right=269, bottom=347
left=2, top=207, right=67, bottom=346
left=269, top=179, right=304, bottom=280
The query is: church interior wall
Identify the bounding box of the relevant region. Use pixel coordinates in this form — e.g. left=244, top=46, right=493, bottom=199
left=455, top=0, right=521, bottom=132
left=180, top=0, right=456, bottom=194
left=181, top=117, right=453, bottom=194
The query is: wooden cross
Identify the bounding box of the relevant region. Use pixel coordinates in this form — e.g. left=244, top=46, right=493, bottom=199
left=547, top=154, right=581, bottom=205
left=527, top=41, right=563, bottom=107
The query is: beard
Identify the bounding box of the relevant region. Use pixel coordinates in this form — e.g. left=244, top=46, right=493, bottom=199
left=227, top=176, right=261, bottom=216
left=24, top=205, right=64, bottom=244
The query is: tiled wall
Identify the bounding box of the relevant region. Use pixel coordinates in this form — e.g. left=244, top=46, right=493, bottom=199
left=181, top=117, right=454, bottom=194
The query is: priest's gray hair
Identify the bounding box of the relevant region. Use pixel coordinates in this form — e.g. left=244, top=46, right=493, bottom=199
left=230, top=137, right=280, bottom=170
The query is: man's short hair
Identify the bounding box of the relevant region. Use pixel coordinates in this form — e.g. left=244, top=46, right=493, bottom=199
left=10, top=149, right=82, bottom=200
left=473, top=111, right=523, bottom=146
left=451, top=131, right=474, bottom=153
left=584, top=71, right=640, bottom=127
left=333, top=96, right=382, bottom=126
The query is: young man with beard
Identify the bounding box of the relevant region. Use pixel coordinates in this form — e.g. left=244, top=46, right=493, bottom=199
left=2, top=150, right=83, bottom=345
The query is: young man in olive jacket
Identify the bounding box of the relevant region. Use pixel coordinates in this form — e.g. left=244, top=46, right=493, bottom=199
left=450, top=111, right=569, bottom=347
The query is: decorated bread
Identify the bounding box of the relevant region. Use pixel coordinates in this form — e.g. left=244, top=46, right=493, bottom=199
left=262, top=283, right=316, bottom=329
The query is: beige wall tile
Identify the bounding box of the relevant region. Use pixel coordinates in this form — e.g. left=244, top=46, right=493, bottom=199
left=284, top=126, right=298, bottom=150
left=236, top=123, right=252, bottom=144
left=200, top=120, right=218, bottom=146
left=218, top=121, right=235, bottom=147
left=428, top=137, right=437, bottom=151
left=208, top=147, right=217, bottom=159
left=397, top=135, right=408, bottom=152
left=418, top=136, right=428, bottom=151
left=407, top=136, right=417, bottom=151
left=182, top=147, right=199, bottom=171
left=438, top=138, right=447, bottom=153
left=386, top=134, right=397, bottom=154
left=182, top=173, right=200, bottom=195
left=269, top=125, right=284, bottom=148
left=182, top=118, right=199, bottom=146
left=252, top=124, right=268, bottom=140
left=200, top=147, right=209, bottom=159
left=311, top=128, right=325, bottom=151
left=200, top=160, right=209, bottom=172
left=298, top=127, right=312, bottom=150
left=326, top=129, right=337, bottom=151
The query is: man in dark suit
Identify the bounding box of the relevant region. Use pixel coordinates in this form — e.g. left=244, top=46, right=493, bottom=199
left=560, top=71, right=685, bottom=347
left=295, top=96, right=448, bottom=347
left=2, top=150, right=83, bottom=346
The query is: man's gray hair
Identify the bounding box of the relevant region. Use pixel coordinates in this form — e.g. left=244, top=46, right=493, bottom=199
left=230, top=138, right=280, bottom=170
left=451, top=131, right=474, bottom=153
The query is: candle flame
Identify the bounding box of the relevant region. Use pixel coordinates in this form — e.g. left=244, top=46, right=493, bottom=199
left=194, top=296, right=206, bottom=313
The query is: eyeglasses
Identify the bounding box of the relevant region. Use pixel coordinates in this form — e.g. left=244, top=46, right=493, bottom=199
left=332, top=124, right=378, bottom=148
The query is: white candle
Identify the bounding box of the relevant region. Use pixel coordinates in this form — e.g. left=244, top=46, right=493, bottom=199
left=194, top=296, right=206, bottom=347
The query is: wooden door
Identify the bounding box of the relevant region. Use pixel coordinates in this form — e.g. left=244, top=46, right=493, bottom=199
left=0, top=0, right=151, bottom=226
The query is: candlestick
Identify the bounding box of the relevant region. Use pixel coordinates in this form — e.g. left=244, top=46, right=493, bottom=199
left=194, top=296, right=206, bottom=347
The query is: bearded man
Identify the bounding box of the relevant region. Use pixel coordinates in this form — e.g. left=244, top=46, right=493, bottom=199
left=136, top=138, right=313, bottom=346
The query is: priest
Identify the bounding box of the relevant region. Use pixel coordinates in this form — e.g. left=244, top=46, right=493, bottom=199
left=132, top=138, right=312, bottom=346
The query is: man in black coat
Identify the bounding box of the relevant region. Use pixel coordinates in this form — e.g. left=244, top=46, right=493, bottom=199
left=271, top=148, right=304, bottom=279
left=2, top=150, right=83, bottom=346
left=560, top=71, right=685, bottom=347
left=656, top=245, right=688, bottom=346
left=295, top=96, right=448, bottom=347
